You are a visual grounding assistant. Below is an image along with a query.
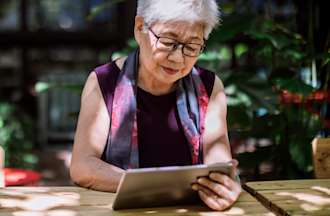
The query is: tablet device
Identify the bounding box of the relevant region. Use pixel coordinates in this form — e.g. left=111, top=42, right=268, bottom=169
left=112, top=162, right=233, bottom=210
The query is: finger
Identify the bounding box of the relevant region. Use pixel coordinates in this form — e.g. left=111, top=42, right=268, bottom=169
left=191, top=183, right=198, bottom=191
left=198, top=190, right=221, bottom=210
left=197, top=177, right=234, bottom=203
left=209, top=173, right=242, bottom=198
left=209, top=172, right=237, bottom=190
left=197, top=186, right=230, bottom=211
left=195, top=184, right=232, bottom=210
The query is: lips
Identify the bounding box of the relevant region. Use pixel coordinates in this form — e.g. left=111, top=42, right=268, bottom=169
left=162, top=66, right=180, bottom=75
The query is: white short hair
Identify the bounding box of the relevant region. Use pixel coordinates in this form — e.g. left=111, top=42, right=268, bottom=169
left=136, top=0, right=220, bottom=39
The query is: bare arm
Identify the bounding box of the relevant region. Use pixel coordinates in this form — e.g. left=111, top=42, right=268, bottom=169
left=70, top=59, right=126, bottom=192
left=193, top=75, right=241, bottom=211
left=203, top=76, right=231, bottom=164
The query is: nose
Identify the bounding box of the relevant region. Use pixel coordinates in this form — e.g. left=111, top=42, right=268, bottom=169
left=167, top=44, right=184, bottom=63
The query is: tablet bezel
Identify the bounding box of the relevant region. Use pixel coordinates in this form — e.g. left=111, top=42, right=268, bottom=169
left=112, top=162, right=234, bottom=210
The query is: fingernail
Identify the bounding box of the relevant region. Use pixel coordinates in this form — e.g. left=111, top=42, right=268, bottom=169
left=197, top=178, right=203, bottom=184
left=192, top=184, right=198, bottom=191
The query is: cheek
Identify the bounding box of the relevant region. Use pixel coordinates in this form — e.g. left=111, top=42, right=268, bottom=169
left=182, top=59, right=198, bottom=74
left=151, top=52, right=168, bottom=67
left=140, top=47, right=158, bottom=69
left=139, top=37, right=159, bottom=67
left=180, top=69, right=192, bottom=79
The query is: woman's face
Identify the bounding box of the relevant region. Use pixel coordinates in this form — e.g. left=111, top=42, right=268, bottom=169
left=135, top=19, right=204, bottom=88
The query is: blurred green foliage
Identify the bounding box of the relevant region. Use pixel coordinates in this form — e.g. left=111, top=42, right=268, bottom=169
left=35, top=82, right=83, bottom=94
left=198, top=6, right=328, bottom=179
left=87, top=0, right=125, bottom=21
left=0, top=102, right=38, bottom=169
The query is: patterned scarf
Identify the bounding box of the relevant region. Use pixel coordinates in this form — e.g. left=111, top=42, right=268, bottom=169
left=108, top=49, right=209, bottom=169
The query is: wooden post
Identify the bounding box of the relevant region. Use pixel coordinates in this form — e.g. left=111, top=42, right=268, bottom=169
left=312, top=138, right=330, bottom=179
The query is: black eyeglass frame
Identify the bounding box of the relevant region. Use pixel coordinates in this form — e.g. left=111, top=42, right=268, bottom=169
left=148, top=28, right=206, bottom=57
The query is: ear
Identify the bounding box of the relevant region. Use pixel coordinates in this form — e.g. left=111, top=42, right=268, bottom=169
left=134, top=16, right=145, bottom=45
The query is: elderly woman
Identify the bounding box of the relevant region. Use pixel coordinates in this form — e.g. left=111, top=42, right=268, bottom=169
left=70, top=0, right=241, bottom=211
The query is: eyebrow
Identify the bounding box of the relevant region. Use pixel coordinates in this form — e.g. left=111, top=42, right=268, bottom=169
left=159, top=31, right=203, bottom=42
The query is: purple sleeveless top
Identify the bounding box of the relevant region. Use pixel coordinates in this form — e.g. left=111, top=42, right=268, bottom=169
left=95, top=61, right=215, bottom=168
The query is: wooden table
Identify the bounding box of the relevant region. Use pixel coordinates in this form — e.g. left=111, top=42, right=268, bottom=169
left=0, top=186, right=272, bottom=216
left=244, top=179, right=330, bottom=216
left=2, top=180, right=327, bottom=216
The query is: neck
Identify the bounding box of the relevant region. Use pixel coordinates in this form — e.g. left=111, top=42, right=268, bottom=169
left=138, top=67, right=175, bottom=96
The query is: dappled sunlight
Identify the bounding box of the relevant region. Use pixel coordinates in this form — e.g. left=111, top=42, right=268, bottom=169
left=262, top=213, right=276, bottom=216
left=144, top=210, right=158, bottom=214
left=311, top=186, right=330, bottom=195
left=277, top=189, right=330, bottom=213
left=12, top=210, right=77, bottom=216
left=0, top=190, right=80, bottom=211
left=277, top=192, right=330, bottom=206
left=12, top=212, right=44, bottom=216
left=199, top=207, right=245, bottom=215
left=221, top=207, right=245, bottom=215
left=0, top=187, right=50, bottom=196
left=139, top=207, right=193, bottom=215
left=175, top=208, right=188, bottom=213
left=300, top=203, right=322, bottom=212
left=51, top=192, right=80, bottom=200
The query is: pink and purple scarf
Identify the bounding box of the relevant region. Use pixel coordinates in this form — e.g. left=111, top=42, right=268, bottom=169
left=108, top=49, right=209, bottom=169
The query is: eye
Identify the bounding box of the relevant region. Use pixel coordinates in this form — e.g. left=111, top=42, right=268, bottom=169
left=158, top=38, right=176, bottom=47
left=185, top=46, right=197, bottom=52
left=162, top=42, right=176, bottom=47
left=185, top=44, right=200, bottom=52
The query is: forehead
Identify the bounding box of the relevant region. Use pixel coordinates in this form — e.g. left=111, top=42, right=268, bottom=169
left=151, top=21, right=204, bottom=41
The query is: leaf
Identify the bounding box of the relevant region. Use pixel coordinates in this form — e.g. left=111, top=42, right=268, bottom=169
left=321, top=51, right=330, bottom=67
left=208, top=14, right=255, bottom=44
left=35, top=82, right=54, bottom=93
left=235, top=43, right=248, bottom=58
left=0, top=102, right=36, bottom=168
left=198, top=51, right=221, bottom=61
left=223, top=71, right=278, bottom=113
left=87, top=0, right=125, bottom=21
left=274, top=78, right=315, bottom=96
left=244, top=86, right=277, bottom=112
left=282, top=47, right=306, bottom=62
left=127, top=38, right=138, bottom=49
left=248, top=30, right=292, bottom=50
left=23, top=153, right=39, bottom=165
left=35, top=82, right=83, bottom=94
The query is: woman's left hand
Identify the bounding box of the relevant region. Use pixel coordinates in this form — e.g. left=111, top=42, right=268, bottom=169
left=191, top=161, right=242, bottom=211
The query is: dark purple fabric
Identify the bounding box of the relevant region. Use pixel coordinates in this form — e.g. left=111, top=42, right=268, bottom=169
left=94, top=63, right=119, bottom=117
left=94, top=61, right=215, bottom=168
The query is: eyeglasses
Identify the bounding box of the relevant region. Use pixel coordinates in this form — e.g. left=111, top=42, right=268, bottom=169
left=148, top=28, right=205, bottom=57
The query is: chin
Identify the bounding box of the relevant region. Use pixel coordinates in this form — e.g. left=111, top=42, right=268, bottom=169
left=161, top=73, right=183, bottom=83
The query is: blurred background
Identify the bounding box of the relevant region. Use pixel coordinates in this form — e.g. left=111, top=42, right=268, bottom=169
left=0, top=0, right=329, bottom=186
